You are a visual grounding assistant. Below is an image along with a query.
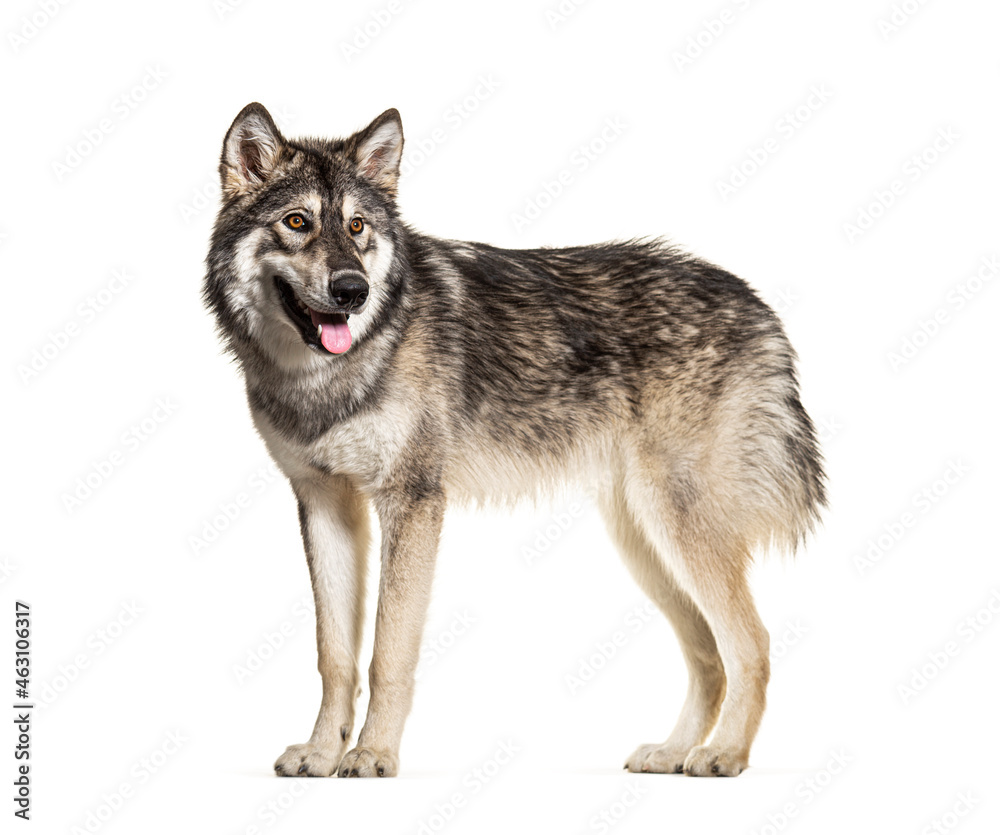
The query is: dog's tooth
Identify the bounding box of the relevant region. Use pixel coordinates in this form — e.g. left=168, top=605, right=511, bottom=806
left=316, top=324, right=323, bottom=338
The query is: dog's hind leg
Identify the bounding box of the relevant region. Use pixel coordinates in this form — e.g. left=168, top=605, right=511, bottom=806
left=274, top=476, right=370, bottom=777
left=618, top=468, right=771, bottom=776
left=600, top=483, right=727, bottom=775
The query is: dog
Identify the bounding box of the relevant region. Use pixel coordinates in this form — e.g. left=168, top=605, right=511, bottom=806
left=204, top=103, right=826, bottom=779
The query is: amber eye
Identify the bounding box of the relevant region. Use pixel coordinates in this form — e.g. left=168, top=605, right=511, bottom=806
left=350, top=217, right=364, bottom=235
left=285, top=214, right=306, bottom=230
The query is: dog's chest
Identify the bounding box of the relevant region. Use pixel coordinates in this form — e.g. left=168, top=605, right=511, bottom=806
left=250, top=390, right=418, bottom=490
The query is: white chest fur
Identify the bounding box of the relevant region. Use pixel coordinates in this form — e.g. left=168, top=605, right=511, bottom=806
left=250, top=388, right=421, bottom=491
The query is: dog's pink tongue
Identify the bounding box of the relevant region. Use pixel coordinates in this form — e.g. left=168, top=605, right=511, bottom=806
left=319, top=321, right=351, bottom=354
left=310, top=310, right=352, bottom=354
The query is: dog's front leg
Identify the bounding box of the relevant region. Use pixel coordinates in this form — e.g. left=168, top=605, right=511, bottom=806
left=274, top=476, right=370, bottom=777
left=338, top=481, right=444, bottom=777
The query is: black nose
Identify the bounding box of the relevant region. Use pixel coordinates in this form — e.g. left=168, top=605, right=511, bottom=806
left=328, top=272, right=369, bottom=311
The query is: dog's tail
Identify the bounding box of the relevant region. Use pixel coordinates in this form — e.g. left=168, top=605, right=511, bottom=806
left=728, top=338, right=827, bottom=555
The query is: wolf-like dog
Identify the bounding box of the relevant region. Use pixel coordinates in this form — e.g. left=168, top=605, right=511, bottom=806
left=204, top=103, right=825, bottom=779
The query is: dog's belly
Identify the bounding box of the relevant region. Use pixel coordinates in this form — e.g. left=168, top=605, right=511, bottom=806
left=441, top=428, right=614, bottom=507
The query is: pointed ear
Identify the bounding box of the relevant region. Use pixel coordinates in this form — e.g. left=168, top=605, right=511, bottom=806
left=349, top=109, right=404, bottom=194
left=220, top=103, right=285, bottom=198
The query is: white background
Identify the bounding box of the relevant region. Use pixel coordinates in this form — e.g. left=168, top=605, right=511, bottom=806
left=3, top=0, right=999, bottom=833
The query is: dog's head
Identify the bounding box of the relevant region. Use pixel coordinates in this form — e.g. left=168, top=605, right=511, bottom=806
left=205, top=103, right=404, bottom=366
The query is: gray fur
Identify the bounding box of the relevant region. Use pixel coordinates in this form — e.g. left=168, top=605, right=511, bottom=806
left=204, top=103, right=826, bottom=779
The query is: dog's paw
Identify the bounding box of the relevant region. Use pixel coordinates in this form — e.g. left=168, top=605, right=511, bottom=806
left=624, top=743, right=688, bottom=774
left=274, top=743, right=341, bottom=777
left=337, top=746, right=398, bottom=778
left=682, top=745, right=747, bottom=777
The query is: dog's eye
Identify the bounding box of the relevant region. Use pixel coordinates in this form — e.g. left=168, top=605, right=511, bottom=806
left=350, top=217, right=365, bottom=235
left=285, top=214, right=307, bottom=231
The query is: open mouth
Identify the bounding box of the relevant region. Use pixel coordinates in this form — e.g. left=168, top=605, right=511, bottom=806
left=275, top=277, right=352, bottom=354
